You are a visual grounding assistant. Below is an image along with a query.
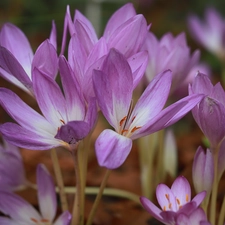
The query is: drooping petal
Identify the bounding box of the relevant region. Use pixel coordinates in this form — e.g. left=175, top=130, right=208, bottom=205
left=32, top=40, right=58, bottom=79
left=54, top=211, right=71, bottom=225
left=37, top=164, right=56, bottom=222
left=0, top=123, right=61, bottom=150
left=0, top=191, right=41, bottom=223
left=0, top=88, right=54, bottom=136
left=140, top=196, right=165, bottom=224
left=95, top=129, right=132, bottom=169
left=55, top=121, right=90, bottom=145
left=0, top=47, right=33, bottom=92
left=32, top=68, right=67, bottom=128
left=0, top=23, right=33, bottom=76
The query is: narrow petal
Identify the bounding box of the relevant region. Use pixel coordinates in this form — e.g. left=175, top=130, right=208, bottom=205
left=32, top=68, right=67, bottom=128
left=54, top=211, right=71, bottom=225
left=191, top=191, right=206, bottom=207
left=95, top=129, right=132, bottom=169
left=32, top=40, right=58, bottom=79
left=37, top=164, right=56, bottom=222
left=140, top=196, right=165, bottom=223
left=0, top=123, right=60, bottom=150
left=49, top=20, right=57, bottom=49
left=55, top=121, right=90, bottom=144
left=0, top=88, right=55, bottom=136
left=0, top=191, right=41, bottom=223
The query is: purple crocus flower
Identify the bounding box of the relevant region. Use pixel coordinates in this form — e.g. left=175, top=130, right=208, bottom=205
left=0, top=22, right=57, bottom=95
left=188, top=8, right=225, bottom=60
left=0, top=139, right=26, bottom=191
left=140, top=176, right=206, bottom=225
left=144, top=32, right=200, bottom=93
left=189, top=72, right=225, bottom=148
left=0, top=56, right=97, bottom=150
left=93, top=49, right=203, bottom=169
left=0, top=164, right=71, bottom=225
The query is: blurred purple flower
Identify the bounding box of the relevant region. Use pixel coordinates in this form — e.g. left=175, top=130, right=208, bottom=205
left=140, top=176, right=206, bottom=225
left=0, top=164, right=71, bottom=225
left=189, top=72, right=225, bottom=148
left=188, top=8, right=225, bottom=60
left=0, top=22, right=57, bottom=95
left=0, top=139, right=26, bottom=191
left=144, top=32, right=200, bottom=93
left=93, top=49, right=203, bottom=169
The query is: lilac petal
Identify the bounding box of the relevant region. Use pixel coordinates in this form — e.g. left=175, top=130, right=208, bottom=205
left=95, top=129, right=132, bottom=169
left=32, top=40, right=58, bottom=79
left=55, top=121, right=90, bottom=144
left=156, top=184, right=177, bottom=211
left=211, top=82, right=225, bottom=106
left=93, top=49, right=133, bottom=129
left=108, top=15, right=148, bottom=57
left=159, top=211, right=177, bottom=224
left=0, top=47, right=33, bottom=91
left=103, top=3, right=136, bottom=41
left=0, top=23, right=33, bottom=75
left=0, top=88, right=54, bottom=135
left=134, top=94, right=203, bottom=139
left=32, top=68, right=67, bottom=128
left=198, top=97, right=225, bottom=147
left=192, top=72, right=213, bottom=95
left=37, top=164, right=56, bottom=222
left=58, top=56, right=85, bottom=121
left=0, top=191, right=41, bottom=223
left=49, top=20, right=57, bottom=49
left=177, top=201, right=197, bottom=215
left=191, top=191, right=206, bottom=207
left=0, top=123, right=60, bottom=150
left=54, top=211, right=72, bottom=225
left=127, top=51, right=148, bottom=89
left=192, top=147, right=214, bottom=193
left=129, top=70, right=172, bottom=129
left=140, top=196, right=165, bottom=223
left=189, top=208, right=207, bottom=225
left=171, top=176, right=191, bottom=205
left=0, top=217, right=18, bottom=225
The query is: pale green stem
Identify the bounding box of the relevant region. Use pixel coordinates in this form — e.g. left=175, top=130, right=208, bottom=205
left=50, top=148, right=68, bottom=212
left=71, top=143, right=83, bottom=225
left=201, top=192, right=210, bottom=216
left=218, top=195, right=225, bottom=225
left=86, top=169, right=111, bottom=225
left=210, top=146, right=219, bottom=225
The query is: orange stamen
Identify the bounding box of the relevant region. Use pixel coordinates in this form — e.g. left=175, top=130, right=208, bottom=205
left=176, top=198, right=180, bottom=205
left=60, top=119, right=65, bottom=124
left=186, top=194, right=189, bottom=202
left=165, top=194, right=170, bottom=201
left=121, top=129, right=128, bottom=135
left=31, top=218, right=38, bottom=223
left=131, top=116, right=136, bottom=122
left=163, top=206, right=166, bottom=211
left=41, top=219, right=50, bottom=222
left=131, top=126, right=141, bottom=133
left=120, top=116, right=127, bottom=126
left=169, top=203, right=172, bottom=209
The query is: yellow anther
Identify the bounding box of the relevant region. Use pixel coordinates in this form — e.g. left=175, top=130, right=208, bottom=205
left=186, top=194, right=189, bottom=202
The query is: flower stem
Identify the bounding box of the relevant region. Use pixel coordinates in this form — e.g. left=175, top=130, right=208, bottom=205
left=86, top=169, right=111, bottom=225
left=218, top=195, right=225, bottom=225
left=210, top=146, right=219, bottom=225
left=71, top=143, right=84, bottom=225
left=50, top=148, right=68, bottom=212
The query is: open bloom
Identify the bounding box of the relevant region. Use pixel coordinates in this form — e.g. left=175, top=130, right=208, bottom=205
left=0, top=22, right=57, bottom=95
left=140, top=176, right=206, bottom=225
left=188, top=8, right=225, bottom=60
left=0, top=56, right=97, bottom=150
left=0, top=139, right=26, bottom=191
left=189, top=72, right=225, bottom=148
left=0, top=164, right=71, bottom=225
left=93, top=49, right=203, bottom=169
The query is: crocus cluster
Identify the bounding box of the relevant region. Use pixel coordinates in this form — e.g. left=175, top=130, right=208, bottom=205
left=0, top=2, right=218, bottom=225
